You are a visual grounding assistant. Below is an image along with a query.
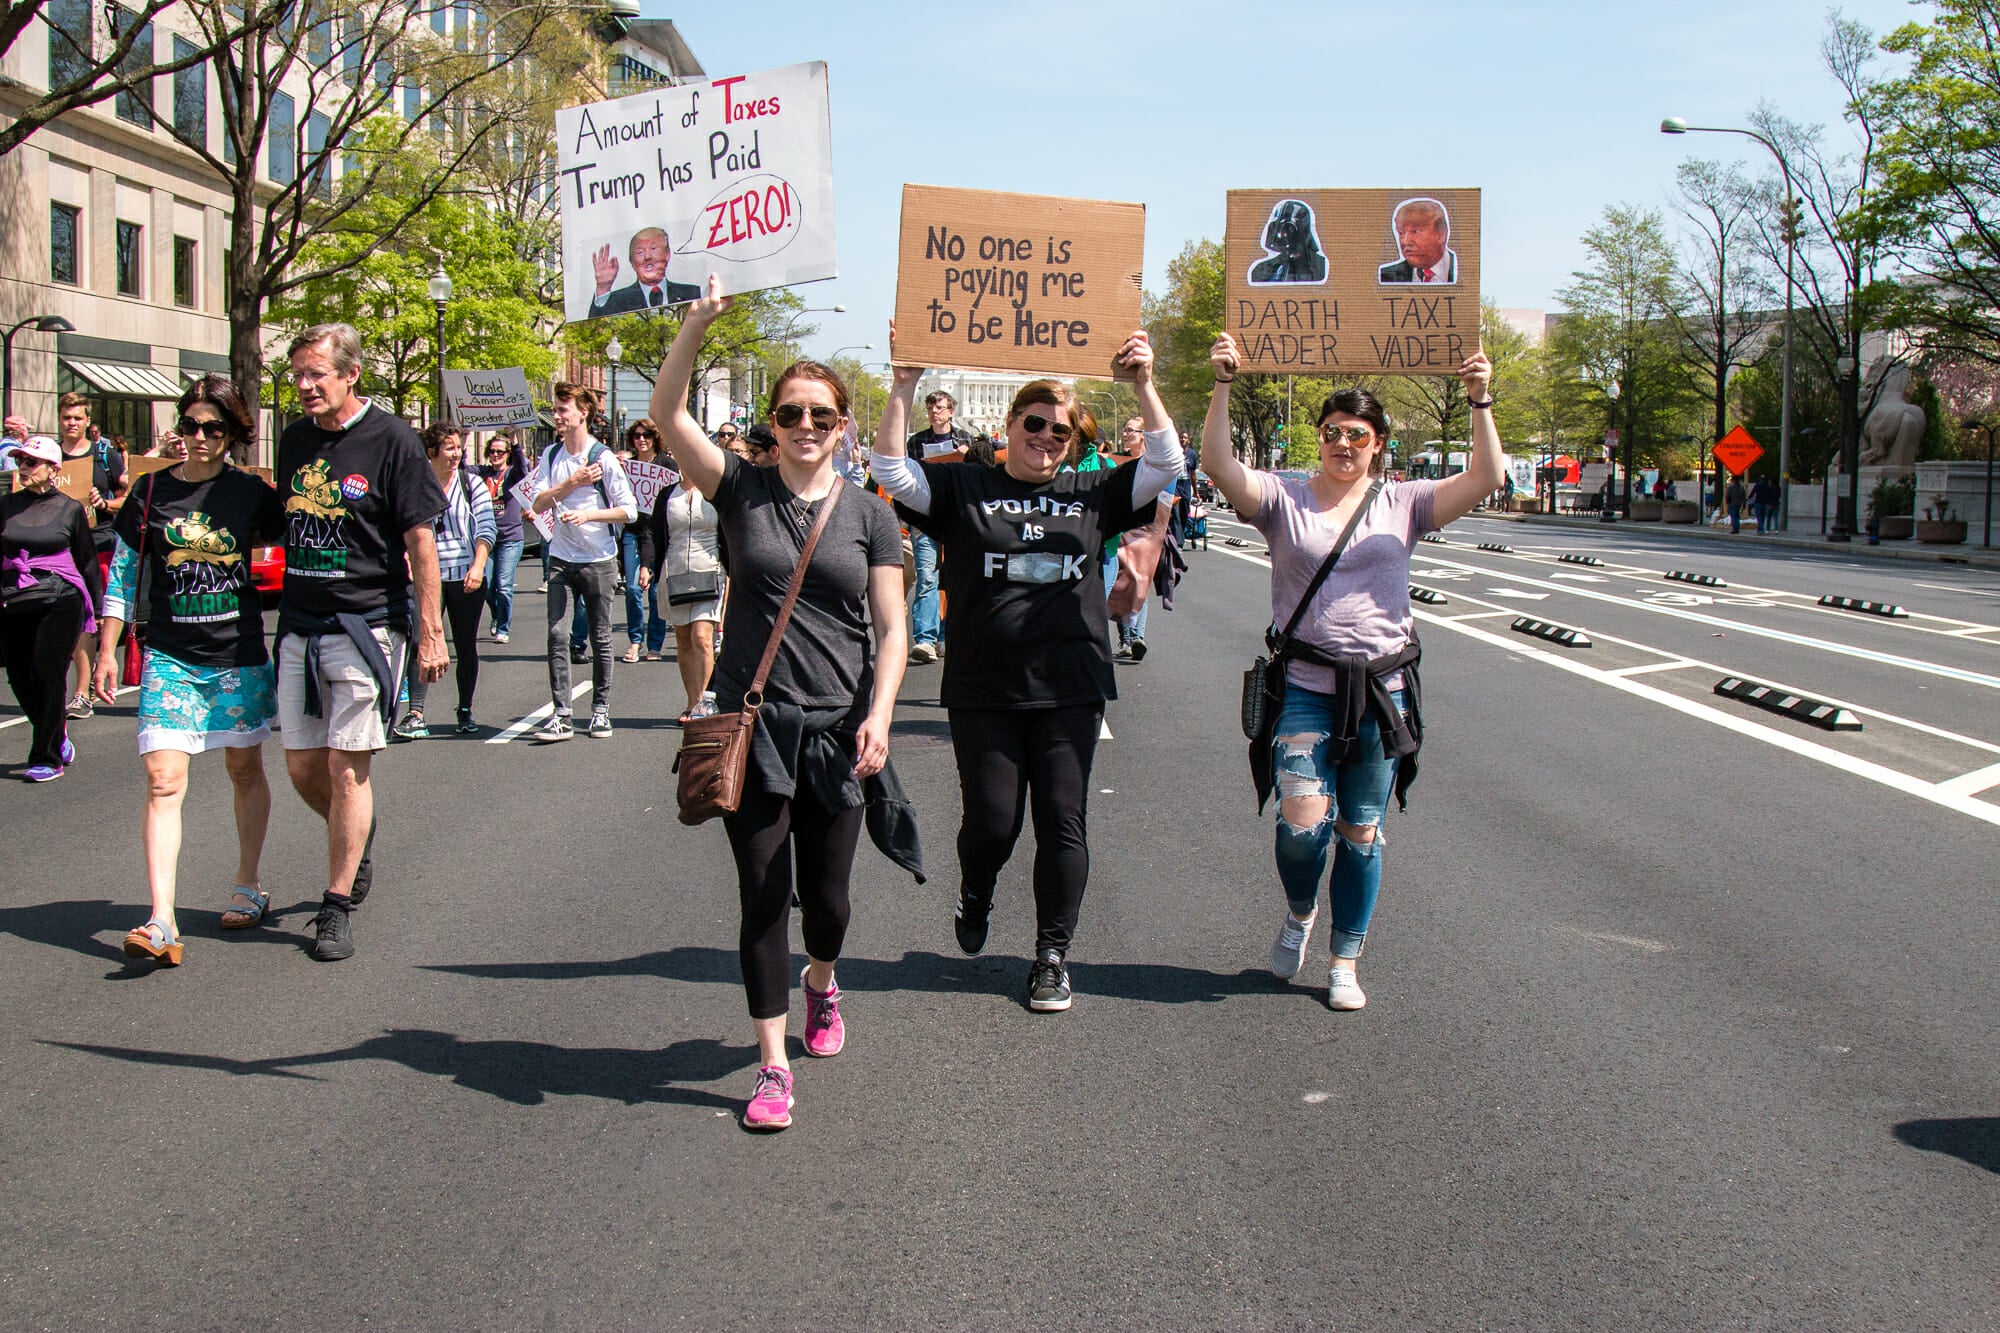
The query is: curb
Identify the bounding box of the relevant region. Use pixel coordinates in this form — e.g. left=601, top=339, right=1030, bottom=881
left=1485, top=511, right=2000, bottom=572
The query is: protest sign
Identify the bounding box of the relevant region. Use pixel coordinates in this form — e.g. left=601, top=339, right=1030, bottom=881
left=1224, top=188, right=1480, bottom=377
left=52, top=458, right=92, bottom=503
left=443, top=369, right=539, bottom=429
left=893, top=185, right=1145, bottom=380
left=625, top=457, right=675, bottom=514
left=554, top=61, right=836, bottom=323
left=511, top=476, right=555, bottom=542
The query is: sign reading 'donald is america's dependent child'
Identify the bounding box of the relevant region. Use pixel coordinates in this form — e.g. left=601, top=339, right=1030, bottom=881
left=1224, top=187, right=1481, bottom=377
left=554, top=61, right=835, bottom=323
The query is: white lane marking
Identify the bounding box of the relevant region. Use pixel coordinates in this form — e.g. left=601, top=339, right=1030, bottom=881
left=488, top=683, right=593, bottom=744
left=1549, top=573, right=1608, bottom=583
left=1488, top=589, right=1548, bottom=600
left=1414, top=609, right=2000, bottom=829
left=1447, top=611, right=1513, bottom=622
left=1937, top=761, right=2000, bottom=798
left=1606, top=660, right=1699, bottom=677
left=0, top=685, right=139, bottom=731
left=1099, top=719, right=1113, bottom=740
left=1420, top=554, right=2000, bottom=689
left=1944, top=626, right=2000, bottom=638
left=1913, top=581, right=2000, bottom=598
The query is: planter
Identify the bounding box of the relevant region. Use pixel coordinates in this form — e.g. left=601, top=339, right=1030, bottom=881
left=1512, top=497, right=1545, bottom=514
left=1915, top=519, right=1967, bottom=544
left=1630, top=498, right=1663, bottom=521
left=1661, top=501, right=1699, bottom=524
left=1877, top=515, right=1914, bottom=541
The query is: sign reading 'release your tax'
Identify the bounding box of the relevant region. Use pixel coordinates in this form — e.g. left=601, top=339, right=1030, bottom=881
left=553, top=61, right=836, bottom=323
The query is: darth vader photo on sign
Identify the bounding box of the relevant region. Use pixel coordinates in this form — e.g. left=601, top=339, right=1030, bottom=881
left=1246, top=199, right=1328, bottom=285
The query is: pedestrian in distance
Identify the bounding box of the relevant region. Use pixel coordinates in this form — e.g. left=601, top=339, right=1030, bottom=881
left=91, top=376, right=284, bottom=964
left=474, top=432, right=527, bottom=644
left=872, top=323, right=1183, bottom=1014
left=653, top=276, right=917, bottom=1133
left=531, top=382, right=637, bottom=741
left=904, top=389, right=977, bottom=665
left=1725, top=475, right=1747, bottom=535
left=54, top=391, right=125, bottom=722
left=1, top=434, right=103, bottom=782
left=274, top=323, right=449, bottom=962
left=1107, top=414, right=1174, bottom=661
left=619, top=419, right=671, bottom=663
left=394, top=424, right=494, bottom=739
left=636, top=438, right=724, bottom=722
left=1204, top=332, right=1502, bottom=1011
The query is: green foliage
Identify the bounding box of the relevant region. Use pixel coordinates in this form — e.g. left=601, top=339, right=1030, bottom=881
left=1868, top=474, right=1915, bottom=519
left=1143, top=239, right=1226, bottom=430
left=1730, top=347, right=1839, bottom=481
left=1903, top=375, right=1958, bottom=461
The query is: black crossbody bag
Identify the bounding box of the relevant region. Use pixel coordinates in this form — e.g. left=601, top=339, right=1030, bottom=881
left=1240, top=479, right=1383, bottom=763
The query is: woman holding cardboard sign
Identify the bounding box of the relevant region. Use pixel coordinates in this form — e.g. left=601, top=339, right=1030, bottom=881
left=870, top=325, right=1183, bottom=1013
left=651, top=276, right=916, bottom=1134
left=1201, top=332, right=1500, bottom=1012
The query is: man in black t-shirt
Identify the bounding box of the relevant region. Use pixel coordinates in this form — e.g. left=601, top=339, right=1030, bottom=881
left=55, top=392, right=124, bottom=718
left=274, top=322, right=448, bottom=963
left=905, top=390, right=975, bottom=665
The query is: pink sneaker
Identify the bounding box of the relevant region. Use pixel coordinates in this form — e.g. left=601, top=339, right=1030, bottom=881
left=743, top=1065, right=793, bottom=1131
left=803, top=975, right=845, bottom=1057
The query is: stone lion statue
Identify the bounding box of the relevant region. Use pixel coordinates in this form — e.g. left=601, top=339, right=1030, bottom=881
left=1855, top=362, right=1926, bottom=470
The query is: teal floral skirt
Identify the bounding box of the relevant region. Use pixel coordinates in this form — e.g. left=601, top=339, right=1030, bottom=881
left=136, top=649, right=277, bottom=755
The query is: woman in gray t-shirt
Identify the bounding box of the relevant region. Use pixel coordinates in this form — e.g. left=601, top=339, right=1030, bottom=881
left=1202, top=333, right=1502, bottom=1012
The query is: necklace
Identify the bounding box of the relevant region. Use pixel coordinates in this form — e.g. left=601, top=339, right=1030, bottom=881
left=788, top=492, right=818, bottom=531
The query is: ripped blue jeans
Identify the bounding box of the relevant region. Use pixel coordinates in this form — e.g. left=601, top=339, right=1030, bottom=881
left=1271, top=683, right=1407, bottom=959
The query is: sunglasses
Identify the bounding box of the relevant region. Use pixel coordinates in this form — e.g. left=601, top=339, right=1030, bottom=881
left=771, top=404, right=840, bottom=431
left=1021, top=413, right=1074, bottom=443
left=177, top=417, right=231, bottom=440
left=1320, top=424, right=1376, bottom=445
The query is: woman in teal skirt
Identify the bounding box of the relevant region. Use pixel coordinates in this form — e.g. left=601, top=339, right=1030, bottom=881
left=92, top=375, right=284, bottom=967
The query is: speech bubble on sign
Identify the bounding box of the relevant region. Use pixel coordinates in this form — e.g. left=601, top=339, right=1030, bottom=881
left=683, top=172, right=804, bottom=264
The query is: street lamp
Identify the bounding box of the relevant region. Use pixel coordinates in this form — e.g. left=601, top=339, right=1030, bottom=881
left=605, top=335, right=623, bottom=438
left=1599, top=378, right=1620, bottom=523
left=827, top=343, right=873, bottom=362
left=1829, top=354, right=1858, bottom=541
left=1662, top=117, right=1797, bottom=531
left=1964, top=416, right=1996, bottom=549
left=428, top=262, right=453, bottom=424
left=3, top=314, right=76, bottom=419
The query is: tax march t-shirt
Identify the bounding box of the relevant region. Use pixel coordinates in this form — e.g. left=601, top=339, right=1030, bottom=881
left=274, top=401, right=446, bottom=620
left=903, top=459, right=1148, bottom=710
left=114, top=466, right=284, bottom=667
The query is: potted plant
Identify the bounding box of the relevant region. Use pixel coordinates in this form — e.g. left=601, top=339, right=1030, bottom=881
left=1630, top=494, right=1663, bottom=520
left=1869, top=476, right=1916, bottom=541
left=1661, top=497, right=1700, bottom=523
left=1915, top=495, right=1967, bottom=544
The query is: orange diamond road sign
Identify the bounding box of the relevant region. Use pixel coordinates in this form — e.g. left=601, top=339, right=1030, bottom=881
left=1713, top=426, right=1764, bottom=476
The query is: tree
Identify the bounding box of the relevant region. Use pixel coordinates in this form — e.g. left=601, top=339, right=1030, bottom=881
left=1143, top=238, right=1226, bottom=431
left=1862, top=0, right=2000, bottom=371
left=1670, top=158, right=1778, bottom=451
left=1551, top=204, right=1692, bottom=506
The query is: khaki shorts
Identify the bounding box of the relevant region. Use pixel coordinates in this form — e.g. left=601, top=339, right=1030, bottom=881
left=276, top=627, right=407, bottom=752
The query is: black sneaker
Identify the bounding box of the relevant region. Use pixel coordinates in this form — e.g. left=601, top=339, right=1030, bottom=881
left=310, top=895, right=355, bottom=961
left=954, top=888, right=992, bottom=956
left=1126, top=636, right=1148, bottom=662
left=349, top=819, right=377, bottom=906
left=537, top=712, right=574, bottom=742
left=454, top=709, right=478, bottom=735
left=569, top=645, right=589, bottom=665
left=1027, top=948, right=1072, bottom=1012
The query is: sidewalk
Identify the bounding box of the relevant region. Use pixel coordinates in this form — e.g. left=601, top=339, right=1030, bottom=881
left=1487, top=510, right=2000, bottom=573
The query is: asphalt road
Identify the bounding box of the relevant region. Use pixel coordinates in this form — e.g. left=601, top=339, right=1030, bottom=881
left=2, top=519, right=1996, bottom=1331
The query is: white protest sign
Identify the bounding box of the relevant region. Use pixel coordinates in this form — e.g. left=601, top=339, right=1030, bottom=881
left=554, top=61, right=836, bottom=323
left=625, top=457, right=677, bottom=514
left=511, top=476, right=555, bottom=542
left=443, top=369, right=538, bottom=428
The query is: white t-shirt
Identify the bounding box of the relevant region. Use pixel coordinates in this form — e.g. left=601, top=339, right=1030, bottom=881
left=536, top=438, right=637, bottom=565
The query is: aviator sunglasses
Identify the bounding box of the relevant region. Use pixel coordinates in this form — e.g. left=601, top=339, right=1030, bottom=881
left=1021, top=413, right=1074, bottom=443
left=1320, top=423, right=1376, bottom=445
left=771, top=404, right=841, bottom=431
left=177, top=416, right=231, bottom=440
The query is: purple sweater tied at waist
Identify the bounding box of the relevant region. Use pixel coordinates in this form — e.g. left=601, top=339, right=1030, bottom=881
left=4, top=548, right=97, bottom=634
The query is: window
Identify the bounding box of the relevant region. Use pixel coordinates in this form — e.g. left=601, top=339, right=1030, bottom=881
left=305, top=111, right=330, bottom=197
left=430, top=2, right=446, bottom=34
left=307, top=17, right=331, bottom=65
left=403, top=83, right=420, bottom=121
left=112, top=7, right=154, bottom=126
left=47, top=0, right=91, bottom=88
left=269, top=90, right=295, bottom=184
left=51, top=203, right=81, bottom=285
left=172, top=35, right=205, bottom=146
left=116, top=219, right=143, bottom=296
left=174, top=236, right=197, bottom=307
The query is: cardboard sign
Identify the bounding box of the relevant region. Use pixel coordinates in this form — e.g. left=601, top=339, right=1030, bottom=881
left=443, top=369, right=539, bottom=429
left=554, top=61, right=836, bottom=323
left=53, top=458, right=93, bottom=503
left=625, top=457, right=676, bottom=514
left=125, top=455, right=176, bottom=480
left=893, top=185, right=1145, bottom=380
left=1225, top=188, right=1480, bottom=376
left=511, top=476, right=555, bottom=542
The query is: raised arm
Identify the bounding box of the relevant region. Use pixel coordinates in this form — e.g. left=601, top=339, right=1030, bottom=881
left=1200, top=333, right=1261, bottom=519
left=649, top=275, right=733, bottom=498
left=1117, top=331, right=1185, bottom=504
left=1427, top=352, right=1504, bottom=527
left=867, top=324, right=933, bottom=513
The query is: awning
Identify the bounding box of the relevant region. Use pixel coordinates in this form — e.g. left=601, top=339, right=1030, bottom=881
left=60, top=357, right=186, bottom=400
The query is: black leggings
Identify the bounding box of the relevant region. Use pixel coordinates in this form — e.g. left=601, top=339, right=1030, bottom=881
left=949, top=704, right=1102, bottom=956
left=2, top=595, right=84, bottom=768
left=724, top=785, right=865, bottom=1021
left=407, top=579, right=482, bottom=714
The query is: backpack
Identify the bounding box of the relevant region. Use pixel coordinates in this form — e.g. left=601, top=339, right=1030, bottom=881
left=541, top=440, right=611, bottom=504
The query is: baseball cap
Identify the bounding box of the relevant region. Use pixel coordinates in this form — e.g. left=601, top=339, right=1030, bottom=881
left=2, top=435, right=61, bottom=466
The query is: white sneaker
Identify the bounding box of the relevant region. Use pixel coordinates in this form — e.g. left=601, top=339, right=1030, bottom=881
left=1270, top=910, right=1315, bottom=979
left=1327, top=962, right=1367, bottom=1011
left=909, top=642, right=939, bottom=664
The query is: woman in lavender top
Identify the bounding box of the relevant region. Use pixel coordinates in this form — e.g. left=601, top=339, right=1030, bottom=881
left=1202, top=333, right=1501, bottom=1011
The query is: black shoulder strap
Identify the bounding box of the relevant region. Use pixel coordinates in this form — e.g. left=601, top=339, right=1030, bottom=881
left=1272, top=478, right=1383, bottom=648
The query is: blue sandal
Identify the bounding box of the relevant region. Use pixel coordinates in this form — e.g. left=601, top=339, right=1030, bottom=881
left=220, top=887, right=269, bottom=929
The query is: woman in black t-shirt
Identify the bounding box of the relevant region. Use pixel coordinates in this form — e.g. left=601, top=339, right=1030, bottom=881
left=654, top=277, right=913, bottom=1133
left=1, top=435, right=103, bottom=781
left=91, top=375, right=285, bottom=968
left=869, top=327, right=1185, bottom=1013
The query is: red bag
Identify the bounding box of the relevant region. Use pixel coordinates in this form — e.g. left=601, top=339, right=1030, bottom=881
left=119, top=473, right=158, bottom=688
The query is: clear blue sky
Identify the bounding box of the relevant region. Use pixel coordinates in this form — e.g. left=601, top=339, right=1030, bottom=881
left=647, top=0, right=1924, bottom=365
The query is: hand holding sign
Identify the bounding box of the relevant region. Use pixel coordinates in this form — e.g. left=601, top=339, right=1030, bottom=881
left=1210, top=332, right=1242, bottom=381
left=1113, top=330, right=1155, bottom=386
left=592, top=244, right=620, bottom=297
left=1457, top=350, right=1493, bottom=401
